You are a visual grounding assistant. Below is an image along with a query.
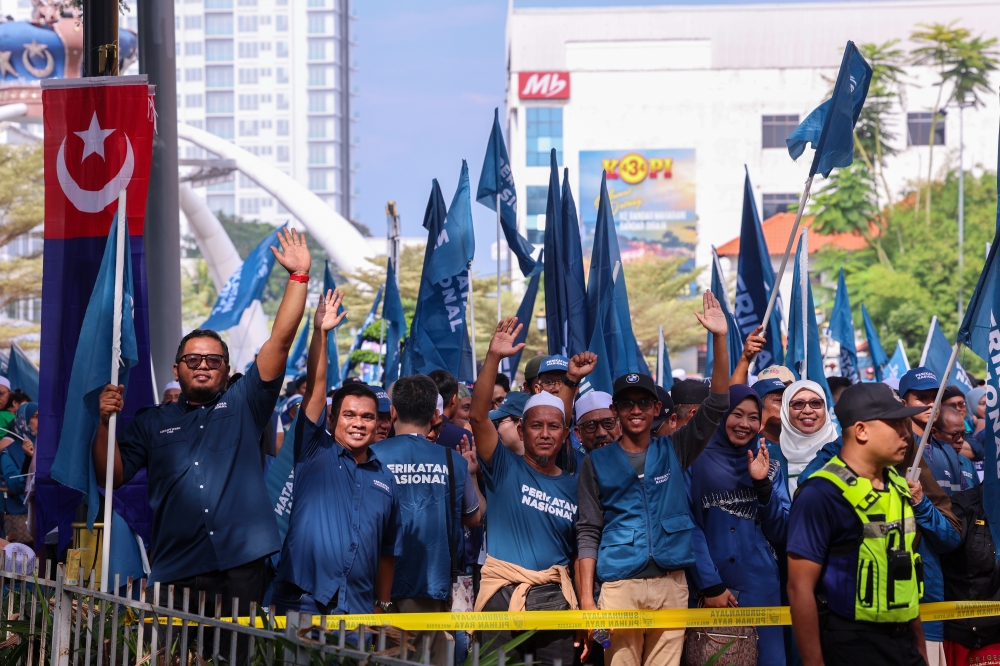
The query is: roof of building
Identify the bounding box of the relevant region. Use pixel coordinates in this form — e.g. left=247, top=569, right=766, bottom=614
left=714, top=212, right=871, bottom=257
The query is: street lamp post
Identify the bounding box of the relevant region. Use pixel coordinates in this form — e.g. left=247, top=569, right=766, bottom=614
left=83, top=0, right=118, bottom=76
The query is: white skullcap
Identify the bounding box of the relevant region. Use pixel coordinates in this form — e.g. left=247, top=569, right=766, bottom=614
left=523, top=391, right=565, bottom=417
left=882, top=377, right=900, bottom=391
left=0, top=377, right=10, bottom=390
left=575, top=391, right=612, bottom=420
left=436, top=394, right=444, bottom=415
left=164, top=381, right=181, bottom=392
left=671, top=369, right=687, bottom=380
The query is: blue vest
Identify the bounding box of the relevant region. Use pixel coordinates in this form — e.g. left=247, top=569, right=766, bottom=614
left=589, top=437, right=695, bottom=582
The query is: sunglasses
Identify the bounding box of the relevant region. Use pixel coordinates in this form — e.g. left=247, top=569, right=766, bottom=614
left=579, top=417, right=618, bottom=434
left=179, top=353, right=226, bottom=370
left=615, top=397, right=656, bottom=412
left=492, top=416, right=521, bottom=430
left=790, top=399, right=824, bottom=411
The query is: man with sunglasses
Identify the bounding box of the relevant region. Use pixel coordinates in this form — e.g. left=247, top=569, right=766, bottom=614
left=575, top=291, right=731, bottom=666
left=94, top=227, right=311, bottom=614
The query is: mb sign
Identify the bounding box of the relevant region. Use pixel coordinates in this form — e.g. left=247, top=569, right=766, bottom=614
left=518, top=71, right=570, bottom=99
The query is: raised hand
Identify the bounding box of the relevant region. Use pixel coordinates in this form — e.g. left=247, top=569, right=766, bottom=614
left=695, top=291, right=728, bottom=336
left=742, top=325, right=766, bottom=362
left=314, top=288, right=347, bottom=332
left=487, top=317, right=525, bottom=360
left=458, top=435, right=479, bottom=476
left=748, top=440, right=771, bottom=481
left=567, top=351, right=598, bottom=383
left=271, top=227, right=311, bottom=276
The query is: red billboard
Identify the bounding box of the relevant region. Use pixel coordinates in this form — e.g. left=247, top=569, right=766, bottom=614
left=518, top=71, right=570, bottom=99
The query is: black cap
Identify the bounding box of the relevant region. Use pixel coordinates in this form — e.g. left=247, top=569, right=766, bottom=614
left=612, top=372, right=658, bottom=401
left=942, top=386, right=965, bottom=402
left=652, top=386, right=675, bottom=431
left=834, top=382, right=930, bottom=427
left=671, top=378, right=710, bottom=405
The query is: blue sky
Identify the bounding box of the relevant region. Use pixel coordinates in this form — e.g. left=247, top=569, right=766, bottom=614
left=352, top=0, right=892, bottom=275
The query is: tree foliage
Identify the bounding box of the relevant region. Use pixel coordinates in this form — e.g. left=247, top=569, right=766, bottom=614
left=0, top=144, right=44, bottom=317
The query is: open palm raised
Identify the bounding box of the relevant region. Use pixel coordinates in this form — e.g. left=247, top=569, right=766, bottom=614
left=488, top=317, right=525, bottom=359
left=271, top=227, right=312, bottom=276
left=314, top=288, right=347, bottom=332
left=695, top=291, right=729, bottom=336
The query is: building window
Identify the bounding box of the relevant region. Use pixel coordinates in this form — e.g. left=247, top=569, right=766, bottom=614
left=308, top=91, right=331, bottom=113
left=183, top=15, right=202, bottom=30
left=205, top=0, right=233, bottom=8
left=187, top=119, right=204, bottom=129
left=237, top=15, right=258, bottom=32
left=276, top=15, right=288, bottom=32
left=240, top=198, right=261, bottom=215
left=525, top=107, right=562, bottom=167
left=239, top=94, right=259, bottom=110
left=907, top=112, right=946, bottom=146
left=277, top=145, right=290, bottom=162
left=206, top=65, right=234, bottom=87
left=207, top=195, right=235, bottom=216
left=205, top=14, right=233, bottom=35
left=307, top=39, right=329, bottom=61
left=239, top=42, right=259, bottom=58
left=205, top=40, right=234, bottom=62
left=308, top=143, right=330, bottom=165
left=308, top=0, right=327, bottom=7
left=309, top=170, right=327, bottom=191
left=260, top=95, right=272, bottom=104
left=206, top=117, right=235, bottom=139
left=185, top=68, right=203, bottom=81
left=762, top=193, right=799, bottom=221
left=277, top=94, right=289, bottom=110
left=239, top=120, right=260, bottom=136
left=277, top=120, right=290, bottom=136
left=308, top=117, right=328, bottom=138
left=260, top=41, right=272, bottom=51
left=260, top=67, right=272, bottom=77
left=307, top=14, right=328, bottom=34
left=208, top=181, right=234, bottom=192
left=185, top=146, right=206, bottom=159
left=185, top=94, right=204, bottom=108
left=261, top=120, right=272, bottom=129
left=761, top=115, right=799, bottom=149
left=525, top=186, right=547, bottom=244
left=276, top=67, right=289, bottom=84
left=308, top=64, right=330, bottom=87
left=277, top=42, right=289, bottom=58
left=238, top=68, right=258, bottom=84
left=237, top=0, right=257, bottom=5
left=260, top=16, right=271, bottom=25
left=206, top=91, right=234, bottom=113
left=184, top=41, right=203, bottom=56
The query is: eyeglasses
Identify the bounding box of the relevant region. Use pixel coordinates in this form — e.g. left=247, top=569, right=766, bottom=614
left=538, top=378, right=565, bottom=389
left=492, top=397, right=506, bottom=409
left=615, top=397, right=656, bottom=412
left=492, top=416, right=521, bottom=430
left=579, top=417, right=618, bottom=434
left=179, top=353, right=226, bottom=370
left=790, top=399, right=825, bottom=411
left=934, top=428, right=965, bottom=443
left=945, top=401, right=968, bottom=411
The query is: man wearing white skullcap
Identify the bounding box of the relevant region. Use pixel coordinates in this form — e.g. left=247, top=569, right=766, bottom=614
left=162, top=381, right=182, bottom=404
left=574, top=391, right=620, bottom=457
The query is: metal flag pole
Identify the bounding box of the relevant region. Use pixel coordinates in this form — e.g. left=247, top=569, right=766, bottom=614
left=907, top=342, right=961, bottom=482
left=100, top=189, right=127, bottom=593
left=468, top=283, right=478, bottom=381
left=801, top=231, right=809, bottom=382
left=377, top=294, right=386, bottom=385
left=496, top=195, right=502, bottom=322
left=657, top=325, right=665, bottom=388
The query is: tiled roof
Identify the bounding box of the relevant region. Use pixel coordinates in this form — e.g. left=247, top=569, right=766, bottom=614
left=715, top=212, right=871, bottom=257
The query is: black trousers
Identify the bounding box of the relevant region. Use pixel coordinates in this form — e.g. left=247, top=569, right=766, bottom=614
left=479, top=584, right=577, bottom=666
left=820, top=611, right=927, bottom=666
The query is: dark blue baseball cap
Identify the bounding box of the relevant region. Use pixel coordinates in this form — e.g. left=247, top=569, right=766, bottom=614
left=752, top=378, right=786, bottom=399
left=369, top=385, right=391, bottom=413
left=489, top=391, right=529, bottom=421
left=899, top=367, right=939, bottom=397
left=538, top=355, right=570, bottom=374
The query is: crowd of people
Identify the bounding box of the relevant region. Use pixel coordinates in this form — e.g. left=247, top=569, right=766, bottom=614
left=58, top=230, right=998, bottom=666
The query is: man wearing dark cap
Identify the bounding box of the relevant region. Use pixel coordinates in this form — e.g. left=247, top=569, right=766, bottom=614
left=522, top=355, right=545, bottom=394
left=787, top=383, right=930, bottom=666
left=575, top=292, right=730, bottom=666
left=370, top=385, right=393, bottom=442
left=671, top=378, right=710, bottom=429
left=650, top=386, right=675, bottom=438
left=753, top=378, right=788, bottom=485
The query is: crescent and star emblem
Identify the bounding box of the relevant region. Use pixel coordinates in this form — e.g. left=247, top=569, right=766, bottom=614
left=57, top=112, right=135, bottom=213
left=0, top=51, right=17, bottom=78
left=21, top=40, right=54, bottom=79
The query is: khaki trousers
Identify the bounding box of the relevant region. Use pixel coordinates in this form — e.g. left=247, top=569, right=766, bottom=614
left=598, top=571, right=688, bottom=666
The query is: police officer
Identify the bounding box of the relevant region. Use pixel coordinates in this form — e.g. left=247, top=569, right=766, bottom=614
left=94, top=227, right=311, bottom=611
left=787, top=382, right=931, bottom=666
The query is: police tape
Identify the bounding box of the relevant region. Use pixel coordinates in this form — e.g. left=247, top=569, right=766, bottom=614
left=147, top=601, right=1000, bottom=631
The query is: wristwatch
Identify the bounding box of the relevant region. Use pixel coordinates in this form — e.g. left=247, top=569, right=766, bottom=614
left=376, top=600, right=396, bottom=613
left=563, top=377, right=580, bottom=389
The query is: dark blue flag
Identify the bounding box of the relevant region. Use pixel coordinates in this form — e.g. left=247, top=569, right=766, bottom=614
left=504, top=252, right=542, bottom=384
left=407, top=162, right=476, bottom=376
left=285, top=316, right=311, bottom=378
left=382, top=256, right=407, bottom=385
left=885, top=340, right=910, bottom=380
left=923, top=317, right=974, bottom=394
left=786, top=41, right=872, bottom=178
left=341, top=285, right=384, bottom=381
left=705, top=249, right=743, bottom=378
left=323, top=261, right=345, bottom=391
left=5, top=343, right=38, bottom=399
left=785, top=234, right=834, bottom=407
left=656, top=326, right=674, bottom=391
left=861, top=303, right=889, bottom=381
left=266, top=411, right=298, bottom=548
left=580, top=276, right=619, bottom=396
left=830, top=269, right=859, bottom=383
left=561, top=166, right=589, bottom=355
left=734, top=168, right=783, bottom=372
left=202, top=227, right=280, bottom=330
left=476, top=108, right=542, bottom=277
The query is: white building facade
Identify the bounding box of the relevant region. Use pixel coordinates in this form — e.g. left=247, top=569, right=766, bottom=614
left=505, top=1, right=1000, bottom=274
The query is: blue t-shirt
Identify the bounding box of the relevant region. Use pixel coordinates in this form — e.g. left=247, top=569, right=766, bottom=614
left=480, top=441, right=578, bottom=570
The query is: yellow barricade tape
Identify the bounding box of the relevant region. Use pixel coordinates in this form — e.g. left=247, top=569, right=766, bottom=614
left=141, top=601, right=1000, bottom=630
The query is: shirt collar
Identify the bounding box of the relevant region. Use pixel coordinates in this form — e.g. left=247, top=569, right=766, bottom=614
left=335, top=440, right=380, bottom=467
left=177, top=391, right=223, bottom=412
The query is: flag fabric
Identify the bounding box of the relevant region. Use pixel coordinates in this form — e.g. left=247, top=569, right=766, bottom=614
left=785, top=234, right=834, bottom=407
left=382, top=257, right=406, bottom=386
left=656, top=326, right=674, bottom=391
left=734, top=168, right=783, bottom=372
left=323, top=262, right=345, bottom=391
left=861, top=303, right=890, bottom=381
left=266, top=411, right=298, bottom=549
left=504, top=254, right=542, bottom=384
left=786, top=41, right=873, bottom=178
left=407, top=162, right=476, bottom=376
left=540, top=159, right=588, bottom=357
left=705, top=248, right=743, bottom=379
left=923, top=318, right=974, bottom=394
left=201, top=228, right=280, bottom=331
left=957, top=225, right=1000, bottom=546
left=38, top=77, right=155, bottom=553
left=285, top=317, right=311, bottom=378
left=580, top=277, right=618, bottom=396
left=830, top=269, right=859, bottom=383
left=476, top=108, right=541, bottom=277
left=885, top=340, right=910, bottom=380
left=6, top=343, right=39, bottom=399
left=341, top=286, right=384, bottom=381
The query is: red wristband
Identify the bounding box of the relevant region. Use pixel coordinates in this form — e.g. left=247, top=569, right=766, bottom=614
left=289, top=273, right=310, bottom=283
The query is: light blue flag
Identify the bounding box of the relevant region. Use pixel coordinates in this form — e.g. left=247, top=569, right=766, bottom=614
left=341, top=285, right=384, bottom=381
left=885, top=340, right=910, bottom=380
left=324, top=261, right=345, bottom=391
left=785, top=234, right=834, bottom=407
left=476, top=108, right=542, bottom=277
left=923, top=318, right=974, bottom=394
left=830, top=269, right=859, bottom=383
left=861, top=303, right=889, bottom=381
left=49, top=210, right=145, bottom=583
left=504, top=252, right=542, bottom=384
left=656, top=326, right=674, bottom=391
left=285, top=316, right=311, bottom=378
left=382, top=257, right=406, bottom=386
left=787, top=41, right=873, bottom=178
left=705, top=249, right=743, bottom=379
left=202, top=228, right=280, bottom=330
left=6, top=342, right=38, bottom=399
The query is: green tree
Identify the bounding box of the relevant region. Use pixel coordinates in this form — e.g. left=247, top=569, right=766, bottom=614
left=0, top=145, right=44, bottom=313
left=808, top=163, right=891, bottom=267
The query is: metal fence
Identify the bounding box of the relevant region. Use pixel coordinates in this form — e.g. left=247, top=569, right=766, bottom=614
left=0, top=555, right=472, bottom=666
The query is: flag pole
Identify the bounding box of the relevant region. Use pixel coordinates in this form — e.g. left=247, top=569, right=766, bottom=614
left=907, top=342, right=961, bottom=482
left=801, top=231, right=809, bottom=382
left=100, top=189, right=127, bottom=593
left=377, top=305, right=385, bottom=385
left=496, top=195, right=502, bottom=322
left=469, top=278, right=478, bottom=381
left=657, top=325, right=665, bottom=388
